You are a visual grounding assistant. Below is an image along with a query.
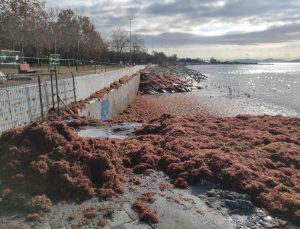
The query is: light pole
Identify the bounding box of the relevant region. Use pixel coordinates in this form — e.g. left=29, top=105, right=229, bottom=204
left=128, top=17, right=135, bottom=65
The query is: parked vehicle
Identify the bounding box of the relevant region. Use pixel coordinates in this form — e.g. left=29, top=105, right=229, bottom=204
left=0, top=71, right=7, bottom=83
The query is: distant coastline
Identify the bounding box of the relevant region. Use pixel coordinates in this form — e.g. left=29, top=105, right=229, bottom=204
left=184, top=62, right=258, bottom=65
left=179, top=58, right=300, bottom=65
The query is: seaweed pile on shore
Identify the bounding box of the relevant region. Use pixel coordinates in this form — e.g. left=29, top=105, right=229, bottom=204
left=115, top=95, right=163, bottom=122
left=0, top=114, right=299, bottom=224
left=0, top=120, right=125, bottom=220
left=131, top=114, right=300, bottom=223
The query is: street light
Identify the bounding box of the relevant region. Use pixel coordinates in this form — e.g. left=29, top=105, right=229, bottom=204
left=128, top=17, right=135, bottom=65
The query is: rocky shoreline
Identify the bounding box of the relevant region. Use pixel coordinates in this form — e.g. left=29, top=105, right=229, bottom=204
left=138, top=66, right=206, bottom=95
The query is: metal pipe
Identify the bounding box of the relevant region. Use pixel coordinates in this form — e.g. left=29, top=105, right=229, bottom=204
left=54, top=70, right=60, bottom=115
left=4, top=89, right=14, bottom=128
left=50, top=70, right=55, bottom=109
left=71, top=72, right=77, bottom=103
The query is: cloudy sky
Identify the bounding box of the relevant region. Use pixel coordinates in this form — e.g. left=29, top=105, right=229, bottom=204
left=45, top=0, right=300, bottom=60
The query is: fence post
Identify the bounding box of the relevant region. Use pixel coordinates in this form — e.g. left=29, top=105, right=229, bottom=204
left=54, top=70, right=60, bottom=115
left=50, top=70, right=55, bottom=109
left=5, top=89, right=14, bottom=128
left=37, top=74, right=44, bottom=117
left=71, top=72, right=77, bottom=103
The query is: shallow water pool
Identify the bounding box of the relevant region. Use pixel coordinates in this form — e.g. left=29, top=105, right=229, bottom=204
left=77, top=122, right=142, bottom=139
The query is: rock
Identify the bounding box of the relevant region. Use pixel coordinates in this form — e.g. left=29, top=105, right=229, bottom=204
left=258, top=219, right=276, bottom=228
left=176, top=87, right=187, bottom=92
left=221, top=191, right=250, bottom=201
left=146, top=90, right=159, bottom=95
left=224, top=199, right=254, bottom=211
left=206, top=189, right=219, bottom=197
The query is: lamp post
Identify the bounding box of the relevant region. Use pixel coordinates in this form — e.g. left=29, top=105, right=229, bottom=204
left=128, top=17, right=135, bottom=65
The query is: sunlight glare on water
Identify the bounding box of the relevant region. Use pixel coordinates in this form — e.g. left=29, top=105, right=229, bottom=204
left=189, top=63, right=300, bottom=116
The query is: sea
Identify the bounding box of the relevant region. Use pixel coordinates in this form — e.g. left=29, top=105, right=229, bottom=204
left=188, top=63, right=300, bottom=117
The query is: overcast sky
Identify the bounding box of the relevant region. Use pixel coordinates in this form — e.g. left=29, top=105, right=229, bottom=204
left=45, top=0, right=300, bottom=60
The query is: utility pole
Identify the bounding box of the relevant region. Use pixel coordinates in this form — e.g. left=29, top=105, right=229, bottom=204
left=128, top=17, right=135, bottom=65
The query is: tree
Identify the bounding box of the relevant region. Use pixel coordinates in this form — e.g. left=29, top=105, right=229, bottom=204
left=0, top=0, right=48, bottom=53
left=168, top=54, right=177, bottom=63
left=54, top=9, right=78, bottom=58
left=210, top=57, right=218, bottom=63
left=110, top=28, right=129, bottom=61
left=132, top=34, right=145, bottom=54
left=78, top=16, right=106, bottom=60
left=153, top=51, right=167, bottom=65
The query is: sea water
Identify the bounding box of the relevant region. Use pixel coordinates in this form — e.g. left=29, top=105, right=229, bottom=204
left=188, top=63, right=300, bottom=117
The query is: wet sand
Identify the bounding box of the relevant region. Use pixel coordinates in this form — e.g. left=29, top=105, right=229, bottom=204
left=0, top=170, right=288, bottom=229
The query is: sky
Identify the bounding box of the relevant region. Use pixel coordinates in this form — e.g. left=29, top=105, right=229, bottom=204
left=45, top=0, right=300, bottom=60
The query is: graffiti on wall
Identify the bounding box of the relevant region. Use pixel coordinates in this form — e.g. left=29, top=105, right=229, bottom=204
left=101, top=99, right=109, bottom=120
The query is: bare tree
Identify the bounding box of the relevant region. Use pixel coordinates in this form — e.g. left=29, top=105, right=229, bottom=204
left=132, top=33, right=145, bottom=54
left=110, top=28, right=129, bottom=55
left=43, top=7, right=60, bottom=55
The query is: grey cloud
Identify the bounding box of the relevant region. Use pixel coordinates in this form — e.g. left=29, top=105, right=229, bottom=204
left=144, top=0, right=300, bottom=19
left=46, top=0, right=300, bottom=47
left=143, top=23, right=300, bottom=47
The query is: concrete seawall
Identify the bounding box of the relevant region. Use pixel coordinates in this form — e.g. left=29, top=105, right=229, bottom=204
left=0, top=66, right=144, bottom=134
left=78, top=72, right=140, bottom=120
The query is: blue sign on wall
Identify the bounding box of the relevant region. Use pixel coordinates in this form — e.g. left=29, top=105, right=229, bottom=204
left=101, top=99, right=109, bottom=120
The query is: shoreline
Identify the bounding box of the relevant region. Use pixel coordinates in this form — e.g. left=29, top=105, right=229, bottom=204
left=0, top=66, right=299, bottom=228
left=187, top=64, right=300, bottom=117
left=115, top=65, right=299, bottom=122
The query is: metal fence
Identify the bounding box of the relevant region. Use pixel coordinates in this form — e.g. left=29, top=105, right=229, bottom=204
left=0, top=70, right=77, bottom=133
left=0, top=56, right=125, bottom=76
left=0, top=65, right=144, bottom=134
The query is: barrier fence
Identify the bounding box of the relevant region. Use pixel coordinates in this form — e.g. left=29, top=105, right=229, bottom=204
left=0, top=66, right=144, bottom=134
left=0, top=56, right=125, bottom=76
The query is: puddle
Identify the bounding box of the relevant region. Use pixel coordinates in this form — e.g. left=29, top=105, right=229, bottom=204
left=77, top=122, right=142, bottom=139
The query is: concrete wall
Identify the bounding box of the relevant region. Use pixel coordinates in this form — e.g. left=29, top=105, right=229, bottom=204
left=75, top=66, right=143, bottom=101
left=0, top=66, right=144, bottom=134
left=79, top=72, right=140, bottom=120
